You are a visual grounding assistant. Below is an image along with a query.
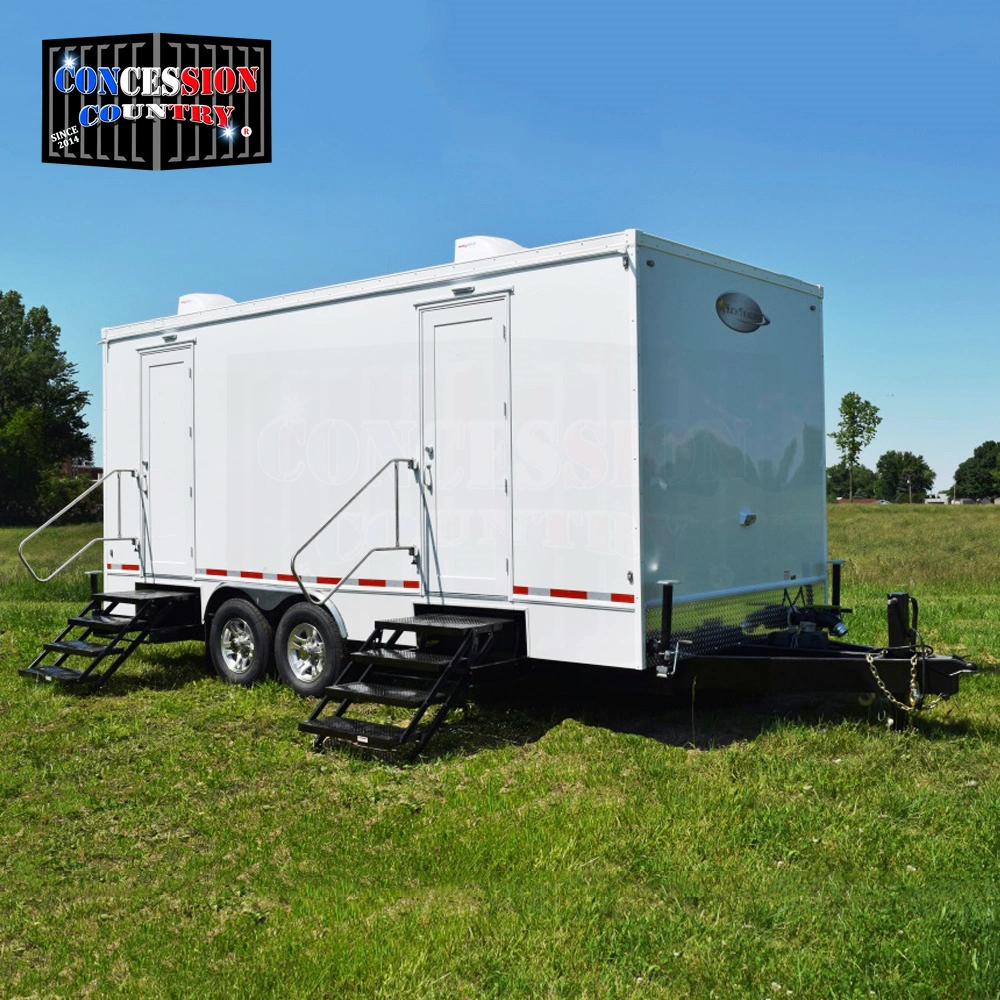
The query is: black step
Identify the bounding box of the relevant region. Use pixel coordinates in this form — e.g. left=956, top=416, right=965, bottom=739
left=351, top=646, right=452, bottom=671
left=95, top=589, right=196, bottom=604
left=44, top=639, right=108, bottom=658
left=299, top=715, right=417, bottom=750
left=19, top=664, right=88, bottom=682
left=374, top=613, right=510, bottom=636
left=68, top=613, right=135, bottom=630
left=329, top=674, right=454, bottom=708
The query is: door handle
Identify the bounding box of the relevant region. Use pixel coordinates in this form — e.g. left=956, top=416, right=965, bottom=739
left=423, top=463, right=433, bottom=492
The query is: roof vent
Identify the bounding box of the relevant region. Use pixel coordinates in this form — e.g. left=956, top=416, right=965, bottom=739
left=454, top=235, right=525, bottom=263
left=177, top=293, right=237, bottom=315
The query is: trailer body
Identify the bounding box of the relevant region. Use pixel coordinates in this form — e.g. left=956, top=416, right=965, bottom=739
left=99, top=230, right=825, bottom=673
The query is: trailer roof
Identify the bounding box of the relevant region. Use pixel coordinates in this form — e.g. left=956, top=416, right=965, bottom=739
left=101, top=229, right=823, bottom=341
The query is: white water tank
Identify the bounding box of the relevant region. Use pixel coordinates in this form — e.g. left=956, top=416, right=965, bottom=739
left=177, top=293, right=237, bottom=315
left=454, top=236, right=525, bottom=263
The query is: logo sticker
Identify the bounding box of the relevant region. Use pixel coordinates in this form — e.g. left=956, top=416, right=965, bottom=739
left=715, top=291, right=770, bottom=333
left=42, top=33, right=271, bottom=170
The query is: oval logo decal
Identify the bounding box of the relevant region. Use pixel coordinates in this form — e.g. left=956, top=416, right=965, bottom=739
left=716, top=291, right=770, bottom=333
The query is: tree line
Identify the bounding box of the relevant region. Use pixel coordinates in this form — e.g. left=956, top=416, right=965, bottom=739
left=828, top=391, right=997, bottom=502
left=0, top=290, right=97, bottom=525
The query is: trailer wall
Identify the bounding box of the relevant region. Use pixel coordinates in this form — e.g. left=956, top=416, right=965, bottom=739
left=103, top=239, right=643, bottom=669
left=636, top=236, right=826, bottom=651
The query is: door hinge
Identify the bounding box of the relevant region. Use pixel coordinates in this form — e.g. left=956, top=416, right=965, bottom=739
left=506, top=558, right=509, bottom=574
left=504, top=479, right=508, bottom=495
left=503, top=401, right=507, bottom=418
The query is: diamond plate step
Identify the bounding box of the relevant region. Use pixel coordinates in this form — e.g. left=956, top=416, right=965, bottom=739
left=43, top=639, right=108, bottom=657
left=299, top=714, right=416, bottom=750
left=328, top=674, right=454, bottom=708
left=19, top=664, right=88, bottom=682
left=350, top=647, right=452, bottom=672
left=374, top=614, right=511, bottom=636
left=67, top=613, right=134, bottom=631
left=95, top=589, right=197, bottom=604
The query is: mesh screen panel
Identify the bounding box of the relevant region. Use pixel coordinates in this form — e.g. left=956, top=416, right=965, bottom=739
left=645, top=583, right=817, bottom=665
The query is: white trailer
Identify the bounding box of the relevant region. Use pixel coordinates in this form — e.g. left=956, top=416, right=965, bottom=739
left=20, top=229, right=973, bottom=748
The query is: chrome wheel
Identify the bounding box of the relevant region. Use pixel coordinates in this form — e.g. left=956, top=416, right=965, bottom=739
left=286, top=623, right=326, bottom=682
left=220, top=618, right=256, bottom=674
left=275, top=604, right=344, bottom=696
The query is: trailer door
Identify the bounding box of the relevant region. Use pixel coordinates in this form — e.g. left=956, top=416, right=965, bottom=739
left=420, top=298, right=510, bottom=599
left=140, top=346, right=195, bottom=578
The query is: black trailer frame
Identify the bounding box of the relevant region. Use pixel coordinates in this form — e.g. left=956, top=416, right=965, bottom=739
left=649, top=575, right=976, bottom=727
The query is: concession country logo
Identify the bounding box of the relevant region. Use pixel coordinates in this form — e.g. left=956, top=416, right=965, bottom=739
left=42, top=33, right=271, bottom=170
left=715, top=291, right=770, bottom=333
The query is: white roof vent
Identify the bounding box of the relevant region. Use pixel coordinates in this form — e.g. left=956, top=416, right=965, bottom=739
left=178, top=293, right=237, bottom=315
left=454, top=235, right=525, bottom=263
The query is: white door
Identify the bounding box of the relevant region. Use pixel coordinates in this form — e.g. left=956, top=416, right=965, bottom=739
left=141, top=346, right=195, bottom=577
left=420, top=298, right=510, bottom=598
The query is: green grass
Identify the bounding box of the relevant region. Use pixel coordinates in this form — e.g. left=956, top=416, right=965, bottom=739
left=1, top=515, right=1000, bottom=998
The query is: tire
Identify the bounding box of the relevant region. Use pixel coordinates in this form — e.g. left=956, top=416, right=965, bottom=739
left=209, top=598, right=274, bottom=686
left=274, top=603, right=345, bottom=697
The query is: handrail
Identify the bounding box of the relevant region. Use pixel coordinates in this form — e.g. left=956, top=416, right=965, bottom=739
left=290, top=458, right=418, bottom=607
left=18, top=468, right=140, bottom=583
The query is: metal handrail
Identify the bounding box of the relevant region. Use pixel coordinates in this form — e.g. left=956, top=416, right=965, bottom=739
left=18, top=468, right=140, bottom=583
left=290, top=457, right=417, bottom=606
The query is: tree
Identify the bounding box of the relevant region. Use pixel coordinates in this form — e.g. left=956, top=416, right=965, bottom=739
left=953, top=441, right=1000, bottom=501
left=828, top=392, right=881, bottom=501
left=874, top=450, right=934, bottom=503
left=0, top=290, right=92, bottom=524
left=827, top=462, right=875, bottom=500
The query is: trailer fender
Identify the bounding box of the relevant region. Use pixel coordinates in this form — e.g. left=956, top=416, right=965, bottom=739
left=203, top=585, right=347, bottom=639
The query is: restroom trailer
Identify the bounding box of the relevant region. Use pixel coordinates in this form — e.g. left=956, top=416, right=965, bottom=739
left=20, top=230, right=973, bottom=749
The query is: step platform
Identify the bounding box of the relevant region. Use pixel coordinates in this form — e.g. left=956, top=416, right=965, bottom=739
left=328, top=672, right=457, bottom=708
left=20, top=664, right=88, bottom=683
left=300, top=715, right=424, bottom=751
left=373, top=613, right=512, bottom=636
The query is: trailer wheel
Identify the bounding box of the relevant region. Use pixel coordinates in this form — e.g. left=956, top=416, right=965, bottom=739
left=275, top=604, right=345, bottom=697
left=209, top=598, right=274, bottom=686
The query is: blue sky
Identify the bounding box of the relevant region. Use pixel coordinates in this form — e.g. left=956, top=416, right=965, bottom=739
left=3, top=0, right=998, bottom=491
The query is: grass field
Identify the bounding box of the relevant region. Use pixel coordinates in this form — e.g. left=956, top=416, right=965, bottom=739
left=1, top=510, right=1000, bottom=998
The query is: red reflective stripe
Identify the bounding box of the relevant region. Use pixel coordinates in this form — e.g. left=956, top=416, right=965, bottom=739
left=513, top=585, right=528, bottom=595
left=358, top=578, right=386, bottom=587
left=316, top=576, right=341, bottom=585
left=121, top=564, right=140, bottom=572
left=206, top=568, right=228, bottom=577
left=240, top=570, right=263, bottom=579
left=610, top=593, right=635, bottom=604
left=277, top=573, right=296, bottom=582
left=106, top=563, right=112, bottom=569
left=551, top=588, right=587, bottom=600
left=403, top=580, right=420, bottom=589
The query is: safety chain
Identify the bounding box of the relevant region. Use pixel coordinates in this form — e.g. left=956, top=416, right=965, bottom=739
left=865, top=651, right=920, bottom=713
left=864, top=646, right=942, bottom=715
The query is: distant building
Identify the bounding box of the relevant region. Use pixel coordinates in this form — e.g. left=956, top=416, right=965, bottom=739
left=61, top=459, right=103, bottom=481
